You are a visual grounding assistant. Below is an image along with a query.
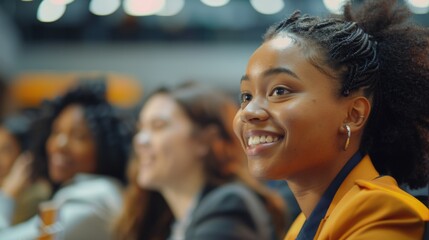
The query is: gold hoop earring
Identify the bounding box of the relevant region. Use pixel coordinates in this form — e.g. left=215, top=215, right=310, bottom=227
left=344, top=124, right=351, bottom=151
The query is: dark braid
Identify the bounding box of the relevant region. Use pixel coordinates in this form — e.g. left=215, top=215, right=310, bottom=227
left=265, top=11, right=379, bottom=97
left=264, top=0, right=429, bottom=188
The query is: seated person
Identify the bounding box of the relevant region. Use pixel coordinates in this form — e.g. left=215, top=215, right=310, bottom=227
left=114, top=82, right=288, bottom=240
left=0, top=112, right=51, bottom=225
left=0, top=81, right=133, bottom=240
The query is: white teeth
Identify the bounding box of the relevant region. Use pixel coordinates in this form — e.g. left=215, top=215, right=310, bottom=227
left=254, top=137, right=260, bottom=145
left=248, top=135, right=280, bottom=146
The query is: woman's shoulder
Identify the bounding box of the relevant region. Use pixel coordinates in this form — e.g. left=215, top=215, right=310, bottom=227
left=52, top=174, right=123, bottom=208
left=348, top=176, right=428, bottom=219
left=197, top=181, right=263, bottom=213
left=187, top=181, right=273, bottom=240
left=320, top=176, right=428, bottom=239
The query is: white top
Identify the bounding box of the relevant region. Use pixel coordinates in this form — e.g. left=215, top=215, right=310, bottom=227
left=0, top=174, right=123, bottom=240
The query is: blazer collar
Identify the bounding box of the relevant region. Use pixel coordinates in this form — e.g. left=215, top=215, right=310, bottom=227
left=326, top=155, right=379, bottom=217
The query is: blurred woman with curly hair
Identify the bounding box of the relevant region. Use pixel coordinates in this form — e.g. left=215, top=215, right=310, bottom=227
left=0, top=81, right=133, bottom=240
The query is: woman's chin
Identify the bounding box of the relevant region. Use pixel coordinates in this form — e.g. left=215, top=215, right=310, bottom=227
left=137, top=175, right=158, bottom=190
left=248, top=162, right=288, bottom=180
left=49, top=169, right=73, bottom=185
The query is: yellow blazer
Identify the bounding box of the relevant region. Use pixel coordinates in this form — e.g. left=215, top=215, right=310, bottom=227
left=285, top=155, right=429, bottom=240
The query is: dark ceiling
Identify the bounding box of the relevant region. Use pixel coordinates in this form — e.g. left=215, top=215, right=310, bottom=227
left=1, top=0, right=428, bottom=43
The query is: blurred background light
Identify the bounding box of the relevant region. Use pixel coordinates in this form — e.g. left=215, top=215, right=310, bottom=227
left=1, top=0, right=427, bottom=41
left=200, top=0, right=230, bottom=8
left=406, top=0, right=429, bottom=14
left=1, top=0, right=428, bottom=99
left=48, top=0, right=74, bottom=5
left=323, top=0, right=349, bottom=14
left=250, top=0, right=284, bottom=15
left=156, top=0, right=185, bottom=16
left=89, top=0, right=120, bottom=16
left=37, top=0, right=66, bottom=22
left=123, top=0, right=166, bottom=16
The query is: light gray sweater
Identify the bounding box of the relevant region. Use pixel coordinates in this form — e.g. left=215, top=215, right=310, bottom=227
left=0, top=174, right=123, bottom=240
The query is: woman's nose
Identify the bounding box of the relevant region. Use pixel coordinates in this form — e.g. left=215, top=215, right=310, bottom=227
left=134, top=131, right=150, bottom=147
left=56, top=133, right=69, bottom=149
left=240, top=98, right=269, bottom=123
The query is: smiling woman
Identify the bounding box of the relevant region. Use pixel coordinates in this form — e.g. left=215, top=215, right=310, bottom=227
left=0, top=81, right=133, bottom=240
left=0, top=113, right=51, bottom=225
left=114, top=82, right=288, bottom=240
left=234, top=0, right=429, bottom=239
left=46, top=104, right=98, bottom=184
left=236, top=39, right=343, bottom=180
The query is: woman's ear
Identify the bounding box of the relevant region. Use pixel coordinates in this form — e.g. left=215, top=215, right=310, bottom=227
left=344, top=96, right=371, bottom=131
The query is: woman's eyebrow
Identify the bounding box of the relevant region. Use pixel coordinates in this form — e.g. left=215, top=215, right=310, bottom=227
left=241, top=67, right=300, bottom=83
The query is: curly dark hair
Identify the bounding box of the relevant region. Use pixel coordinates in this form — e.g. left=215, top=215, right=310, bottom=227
left=31, top=80, right=133, bottom=185
left=264, top=0, right=429, bottom=189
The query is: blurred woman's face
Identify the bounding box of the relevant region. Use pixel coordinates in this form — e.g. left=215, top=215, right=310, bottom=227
left=0, top=127, right=21, bottom=183
left=134, top=94, right=205, bottom=190
left=233, top=36, right=349, bottom=180
left=46, top=104, right=97, bottom=184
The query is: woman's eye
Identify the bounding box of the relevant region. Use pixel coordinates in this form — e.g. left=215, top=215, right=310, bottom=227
left=72, top=132, right=90, bottom=140
left=239, top=93, right=252, bottom=103
left=152, top=120, right=167, bottom=130
left=271, top=87, right=290, bottom=96
left=50, top=129, right=60, bottom=137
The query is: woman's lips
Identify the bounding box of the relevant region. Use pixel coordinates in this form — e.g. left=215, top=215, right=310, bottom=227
left=244, top=130, right=284, bottom=156
left=246, top=138, right=283, bottom=156
left=50, top=154, right=71, bottom=169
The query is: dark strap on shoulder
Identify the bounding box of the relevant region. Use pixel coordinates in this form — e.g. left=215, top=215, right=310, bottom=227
left=227, top=183, right=271, bottom=240
left=425, top=182, right=429, bottom=240
left=196, top=182, right=272, bottom=240
left=423, top=221, right=429, bottom=240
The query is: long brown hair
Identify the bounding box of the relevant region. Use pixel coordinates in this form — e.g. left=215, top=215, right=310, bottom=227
left=114, top=156, right=172, bottom=240
left=114, top=82, right=288, bottom=239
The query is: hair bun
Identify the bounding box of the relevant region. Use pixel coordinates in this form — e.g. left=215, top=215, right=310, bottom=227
left=342, top=0, right=411, bottom=40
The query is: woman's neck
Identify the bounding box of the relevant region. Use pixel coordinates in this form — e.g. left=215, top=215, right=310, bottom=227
left=161, top=171, right=205, bottom=221
left=286, top=151, right=355, bottom=218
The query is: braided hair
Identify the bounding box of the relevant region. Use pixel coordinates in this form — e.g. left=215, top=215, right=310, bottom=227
left=31, top=80, right=133, bottom=185
left=264, top=0, right=429, bottom=189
